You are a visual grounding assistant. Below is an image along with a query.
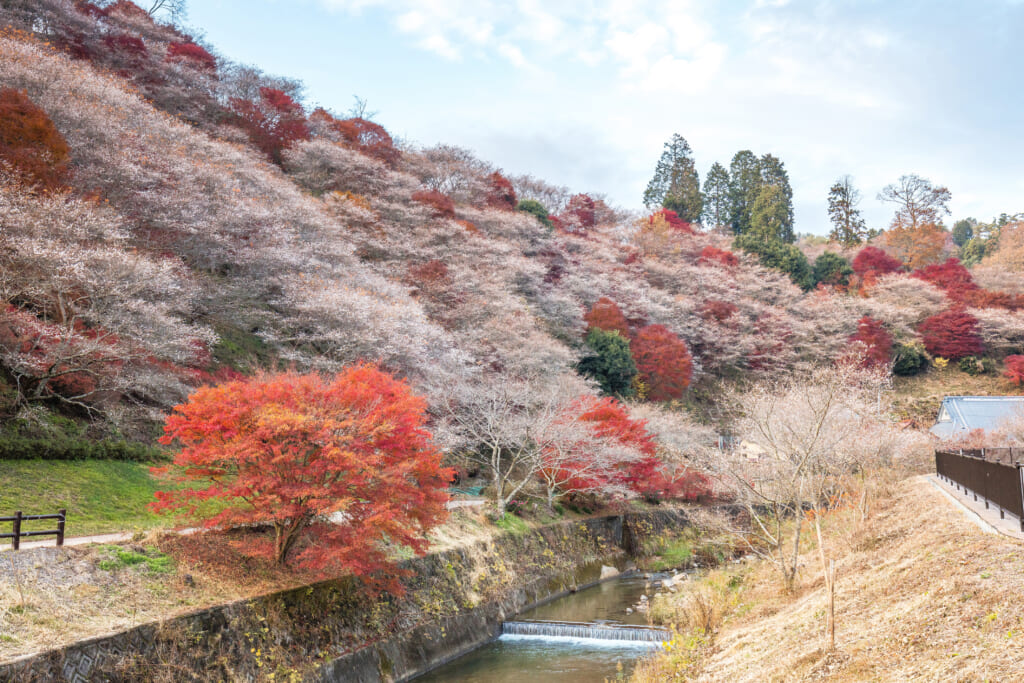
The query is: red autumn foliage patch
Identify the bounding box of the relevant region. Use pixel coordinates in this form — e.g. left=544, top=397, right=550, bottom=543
left=485, top=171, right=517, bottom=210
left=700, top=299, right=738, bottom=322
left=631, top=324, right=693, bottom=402
left=559, top=193, right=597, bottom=232
left=0, top=89, right=71, bottom=192
left=329, top=115, right=400, bottom=166
left=852, top=246, right=903, bottom=277
left=1004, top=355, right=1024, bottom=386
left=848, top=316, right=893, bottom=368
left=229, top=87, right=310, bottom=164
left=166, top=42, right=217, bottom=72
left=583, top=297, right=630, bottom=337
left=650, top=208, right=695, bottom=234
left=412, top=189, right=456, bottom=219
left=699, top=245, right=739, bottom=267
left=918, top=308, right=985, bottom=360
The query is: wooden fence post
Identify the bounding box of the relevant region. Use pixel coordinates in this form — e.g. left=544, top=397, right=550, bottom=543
left=12, top=510, right=21, bottom=551
left=57, top=509, right=66, bottom=547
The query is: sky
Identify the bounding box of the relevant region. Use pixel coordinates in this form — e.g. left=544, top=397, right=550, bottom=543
left=187, top=0, right=1024, bottom=235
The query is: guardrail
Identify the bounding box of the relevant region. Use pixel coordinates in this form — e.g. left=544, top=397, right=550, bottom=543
left=1, top=509, right=66, bottom=550
left=935, top=450, right=1024, bottom=531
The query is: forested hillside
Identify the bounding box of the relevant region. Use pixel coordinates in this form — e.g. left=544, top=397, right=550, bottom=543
left=2, top=0, right=1023, bottom=462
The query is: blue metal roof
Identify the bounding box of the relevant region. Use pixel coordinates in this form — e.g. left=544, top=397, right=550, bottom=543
left=930, top=396, right=1024, bottom=439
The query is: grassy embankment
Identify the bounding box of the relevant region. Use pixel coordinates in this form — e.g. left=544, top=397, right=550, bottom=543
left=891, top=363, right=1022, bottom=426
left=632, top=474, right=1024, bottom=682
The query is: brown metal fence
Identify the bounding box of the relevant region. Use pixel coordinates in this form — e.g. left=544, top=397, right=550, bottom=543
left=935, top=450, right=1024, bottom=530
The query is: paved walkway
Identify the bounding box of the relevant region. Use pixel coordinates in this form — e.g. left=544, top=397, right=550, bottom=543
left=927, top=474, right=1024, bottom=541
left=2, top=498, right=489, bottom=553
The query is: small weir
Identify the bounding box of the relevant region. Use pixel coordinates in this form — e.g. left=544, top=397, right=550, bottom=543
left=501, top=619, right=670, bottom=643
left=416, top=574, right=668, bottom=681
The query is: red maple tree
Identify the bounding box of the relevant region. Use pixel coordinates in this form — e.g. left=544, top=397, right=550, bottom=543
left=848, top=316, right=893, bottom=368
left=918, top=308, right=985, bottom=360
left=631, top=324, right=693, bottom=402
left=330, top=115, right=400, bottom=166
left=153, top=366, right=452, bottom=585
left=0, top=89, right=71, bottom=192
left=852, top=246, right=903, bottom=277
left=230, top=87, right=310, bottom=164
left=485, top=171, right=517, bottom=210
left=559, top=193, right=597, bottom=232
left=1004, top=356, right=1024, bottom=386
left=583, top=297, right=630, bottom=337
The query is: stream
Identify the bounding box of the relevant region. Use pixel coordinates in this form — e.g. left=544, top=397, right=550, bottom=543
left=415, top=575, right=665, bottom=682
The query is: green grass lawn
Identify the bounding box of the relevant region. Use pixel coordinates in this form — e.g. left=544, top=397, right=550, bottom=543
left=0, top=460, right=181, bottom=537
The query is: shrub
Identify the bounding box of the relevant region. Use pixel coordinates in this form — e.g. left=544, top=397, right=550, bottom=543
left=0, top=89, right=71, bottom=191
left=812, top=251, right=853, bottom=287
left=958, top=356, right=994, bottom=376
left=734, top=234, right=813, bottom=290
left=0, top=436, right=165, bottom=462
left=918, top=308, right=985, bottom=360
left=892, top=342, right=928, bottom=376
left=516, top=199, right=553, bottom=229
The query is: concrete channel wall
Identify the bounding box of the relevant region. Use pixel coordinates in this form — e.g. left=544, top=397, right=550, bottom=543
left=0, top=509, right=689, bottom=683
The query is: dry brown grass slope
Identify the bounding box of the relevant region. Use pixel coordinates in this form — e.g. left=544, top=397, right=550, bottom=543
left=637, top=475, right=1024, bottom=681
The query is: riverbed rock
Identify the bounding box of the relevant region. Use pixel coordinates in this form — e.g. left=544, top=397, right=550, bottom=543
left=600, top=565, right=620, bottom=580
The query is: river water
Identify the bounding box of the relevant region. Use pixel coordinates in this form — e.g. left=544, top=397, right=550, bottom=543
left=415, top=575, right=663, bottom=682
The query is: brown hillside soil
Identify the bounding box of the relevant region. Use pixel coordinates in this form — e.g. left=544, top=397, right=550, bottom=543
left=636, top=475, right=1024, bottom=681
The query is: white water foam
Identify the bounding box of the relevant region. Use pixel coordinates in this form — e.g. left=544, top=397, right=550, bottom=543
left=497, top=634, right=662, bottom=649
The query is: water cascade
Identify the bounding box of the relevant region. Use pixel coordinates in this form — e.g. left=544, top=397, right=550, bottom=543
left=501, top=619, right=669, bottom=643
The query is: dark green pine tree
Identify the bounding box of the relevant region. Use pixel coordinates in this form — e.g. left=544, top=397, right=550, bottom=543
left=577, top=328, right=636, bottom=397
left=701, top=162, right=730, bottom=231
left=642, top=134, right=704, bottom=223
left=727, top=150, right=761, bottom=235
left=759, top=154, right=794, bottom=242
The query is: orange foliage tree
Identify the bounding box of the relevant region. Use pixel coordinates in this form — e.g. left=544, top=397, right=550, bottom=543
left=0, top=89, right=71, bottom=191
left=879, top=222, right=948, bottom=270
left=583, top=297, right=630, bottom=337
left=630, top=324, right=693, bottom=402
left=153, top=366, right=452, bottom=581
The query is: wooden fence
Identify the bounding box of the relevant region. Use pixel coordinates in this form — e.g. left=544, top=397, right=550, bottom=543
left=1, top=509, right=66, bottom=550
left=935, top=450, right=1024, bottom=530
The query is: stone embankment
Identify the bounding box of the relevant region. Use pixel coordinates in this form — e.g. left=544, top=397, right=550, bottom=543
left=1, top=509, right=689, bottom=683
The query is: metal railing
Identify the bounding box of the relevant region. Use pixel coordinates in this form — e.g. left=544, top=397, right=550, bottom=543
left=1, top=510, right=67, bottom=550
left=935, top=450, right=1024, bottom=530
